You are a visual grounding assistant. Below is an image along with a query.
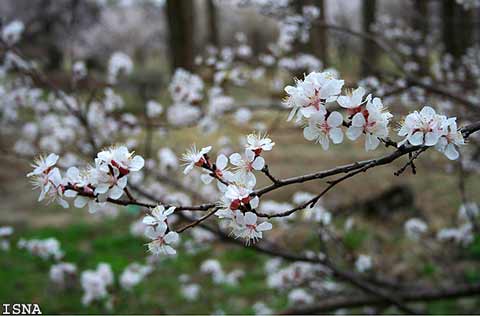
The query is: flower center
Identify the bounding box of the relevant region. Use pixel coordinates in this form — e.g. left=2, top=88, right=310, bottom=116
left=111, top=160, right=129, bottom=175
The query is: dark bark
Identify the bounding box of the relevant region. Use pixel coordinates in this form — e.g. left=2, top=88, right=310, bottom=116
left=166, top=0, right=195, bottom=72
left=283, top=282, right=480, bottom=314
left=411, top=0, right=429, bottom=76
left=361, top=0, right=377, bottom=77
left=442, top=0, right=474, bottom=60
left=310, top=0, right=328, bottom=66
left=206, top=0, right=219, bottom=47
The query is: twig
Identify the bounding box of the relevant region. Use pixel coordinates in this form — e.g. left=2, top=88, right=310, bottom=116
left=394, top=147, right=427, bottom=176
left=124, top=187, right=136, bottom=202
left=255, top=162, right=376, bottom=219
left=175, top=207, right=220, bottom=233
left=261, top=165, right=280, bottom=184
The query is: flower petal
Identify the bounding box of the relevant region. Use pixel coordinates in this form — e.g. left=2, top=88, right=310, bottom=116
left=327, top=111, right=343, bottom=127
left=329, top=128, right=344, bottom=144
left=252, top=156, right=265, bottom=170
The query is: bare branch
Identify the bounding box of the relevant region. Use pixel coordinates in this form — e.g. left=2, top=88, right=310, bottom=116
left=282, top=282, right=480, bottom=314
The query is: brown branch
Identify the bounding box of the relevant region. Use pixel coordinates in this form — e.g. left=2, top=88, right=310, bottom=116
left=64, top=184, right=156, bottom=209
left=394, top=147, right=427, bottom=176
left=136, top=121, right=480, bottom=216
left=261, top=165, right=280, bottom=184
left=282, top=282, right=480, bottom=314
left=135, top=189, right=418, bottom=314
left=323, top=258, right=419, bottom=314
left=175, top=207, right=220, bottom=233
left=124, top=187, right=136, bottom=202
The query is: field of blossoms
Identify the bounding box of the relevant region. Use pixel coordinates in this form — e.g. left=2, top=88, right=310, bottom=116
left=2, top=119, right=479, bottom=314
left=2, top=0, right=480, bottom=315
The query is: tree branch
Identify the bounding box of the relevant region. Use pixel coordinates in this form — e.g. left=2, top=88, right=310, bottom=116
left=282, top=282, right=480, bottom=314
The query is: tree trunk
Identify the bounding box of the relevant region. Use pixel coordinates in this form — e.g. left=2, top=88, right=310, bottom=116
left=206, top=0, right=219, bottom=47
left=310, top=0, right=328, bottom=67
left=166, top=0, right=195, bottom=73
left=442, top=0, right=473, bottom=60
left=411, top=0, right=429, bottom=76
left=361, top=0, right=377, bottom=77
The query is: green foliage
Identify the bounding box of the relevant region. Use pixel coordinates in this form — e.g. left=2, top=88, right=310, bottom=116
left=421, top=262, right=437, bottom=277
left=467, top=234, right=480, bottom=259
left=465, top=268, right=480, bottom=283
left=427, top=299, right=458, bottom=314
left=343, top=228, right=367, bottom=250
left=0, top=217, right=283, bottom=314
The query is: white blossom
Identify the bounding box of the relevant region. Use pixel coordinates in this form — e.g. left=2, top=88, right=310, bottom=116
left=337, top=87, right=369, bottom=113
left=73, top=61, right=87, bottom=80
left=158, top=147, right=179, bottom=173
left=303, top=111, right=344, bottom=150
left=245, top=133, right=275, bottom=155
left=146, top=100, right=163, bottom=118
left=253, top=302, right=273, bottom=315
left=49, top=262, right=77, bottom=286
left=346, top=97, right=392, bottom=151
left=27, top=154, right=67, bottom=207
left=81, top=263, right=113, bottom=306
left=120, top=263, right=153, bottom=291
left=167, top=103, right=202, bottom=126
left=2, top=20, right=24, bottom=45
left=143, top=205, right=175, bottom=226
left=145, top=223, right=179, bottom=255
left=200, top=154, right=232, bottom=189
left=18, top=237, right=64, bottom=260
left=233, top=212, right=272, bottom=245
left=398, top=106, right=446, bottom=147
left=169, top=68, right=204, bottom=104
left=284, top=71, right=344, bottom=122
left=108, top=52, right=133, bottom=83
left=181, top=284, right=200, bottom=301
left=404, top=218, right=428, bottom=240
left=96, top=146, right=145, bottom=175
left=229, top=150, right=264, bottom=186
left=233, top=108, right=252, bottom=124
left=181, top=145, right=212, bottom=174
left=224, top=184, right=258, bottom=211
left=435, top=118, right=465, bottom=160
left=288, top=288, right=314, bottom=305
left=355, top=255, right=372, bottom=273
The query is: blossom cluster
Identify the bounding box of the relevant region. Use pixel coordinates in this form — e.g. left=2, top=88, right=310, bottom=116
left=200, top=259, right=244, bottom=286
left=108, top=51, right=133, bottom=84
left=266, top=259, right=341, bottom=306
left=49, top=262, right=77, bottom=288
left=119, top=262, right=153, bottom=291
left=1, top=20, right=24, bottom=45
left=0, top=226, right=14, bottom=251
left=181, top=133, right=275, bottom=245
left=17, top=237, right=64, bottom=260
left=24, top=232, right=154, bottom=308
left=81, top=263, right=114, bottom=306
left=398, top=106, right=465, bottom=160
left=284, top=72, right=393, bottom=151
left=284, top=71, right=466, bottom=159
left=27, top=146, right=144, bottom=212
left=143, top=205, right=179, bottom=255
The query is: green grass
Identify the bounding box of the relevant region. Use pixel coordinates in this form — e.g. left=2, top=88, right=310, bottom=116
left=0, top=215, right=286, bottom=314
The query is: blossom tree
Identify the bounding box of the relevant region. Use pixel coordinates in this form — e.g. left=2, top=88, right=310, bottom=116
left=2, top=0, right=480, bottom=313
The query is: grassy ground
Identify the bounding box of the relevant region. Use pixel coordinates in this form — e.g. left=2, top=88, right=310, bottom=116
left=0, top=217, right=287, bottom=314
